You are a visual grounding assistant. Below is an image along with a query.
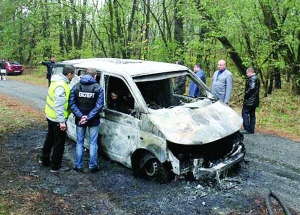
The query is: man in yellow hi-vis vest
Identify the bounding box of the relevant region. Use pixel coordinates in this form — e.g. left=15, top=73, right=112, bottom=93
left=39, top=65, right=75, bottom=173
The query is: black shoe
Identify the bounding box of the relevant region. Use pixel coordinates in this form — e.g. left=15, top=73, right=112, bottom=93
left=73, top=167, right=84, bottom=173
left=240, top=129, right=251, bottom=134
left=89, top=167, right=100, bottom=173
left=50, top=166, right=70, bottom=173
left=37, top=155, right=51, bottom=167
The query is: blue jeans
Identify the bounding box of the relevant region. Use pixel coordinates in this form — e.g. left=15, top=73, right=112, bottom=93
left=75, top=125, right=99, bottom=170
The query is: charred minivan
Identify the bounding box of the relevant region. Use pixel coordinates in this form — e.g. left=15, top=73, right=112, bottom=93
left=52, top=58, right=245, bottom=183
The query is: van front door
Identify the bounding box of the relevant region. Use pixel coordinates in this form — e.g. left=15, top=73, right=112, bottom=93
left=99, top=76, right=139, bottom=168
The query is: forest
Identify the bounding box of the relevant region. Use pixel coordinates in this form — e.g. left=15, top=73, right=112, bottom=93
left=0, top=0, right=299, bottom=95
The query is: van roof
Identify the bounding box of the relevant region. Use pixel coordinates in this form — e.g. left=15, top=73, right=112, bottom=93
left=57, top=58, right=188, bottom=77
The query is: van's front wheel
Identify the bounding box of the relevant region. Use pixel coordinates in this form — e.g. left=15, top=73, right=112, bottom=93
left=138, top=153, right=173, bottom=183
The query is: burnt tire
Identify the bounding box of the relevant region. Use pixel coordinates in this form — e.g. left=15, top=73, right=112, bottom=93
left=138, top=153, right=174, bottom=183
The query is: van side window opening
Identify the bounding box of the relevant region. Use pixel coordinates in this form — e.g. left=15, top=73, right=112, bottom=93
left=105, top=76, right=134, bottom=114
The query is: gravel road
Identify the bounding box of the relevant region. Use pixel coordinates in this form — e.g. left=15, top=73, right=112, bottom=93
left=1, top=79, right=300, bottom=214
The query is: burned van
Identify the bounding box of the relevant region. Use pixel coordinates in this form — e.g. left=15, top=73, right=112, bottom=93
left=53, top=58, right=245, bottom=183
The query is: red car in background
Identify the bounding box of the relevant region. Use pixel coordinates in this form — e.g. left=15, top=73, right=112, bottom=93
left=5, top=61, right=24, bottom=75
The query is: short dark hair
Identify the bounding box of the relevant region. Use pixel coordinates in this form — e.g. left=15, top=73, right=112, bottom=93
left=63, top=65, right=75, bottom=75
left=176, top=60, right=184, bottom=65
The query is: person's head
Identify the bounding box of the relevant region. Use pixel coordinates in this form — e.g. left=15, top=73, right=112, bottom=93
left=193, top=64, right=201, bottom=72
left=217, top=59, right=226, bottom=71
left=111, top=92, right=118, bottom=100
left=85, top=68, right=97, bottom=78
left=176, top=60, right=184, bottom=65
left=246, top=67, right=255, bottom=77
left=50, top=55, right=55, bottom=62
left=62, top=65, right=75, bottom=81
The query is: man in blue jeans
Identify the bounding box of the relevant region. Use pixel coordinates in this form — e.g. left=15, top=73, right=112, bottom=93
left=69, top=68, right=104, bottom=173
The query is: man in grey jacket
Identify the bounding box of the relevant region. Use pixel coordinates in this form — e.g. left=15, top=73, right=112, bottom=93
left=211, top=59, right=233, bottom=104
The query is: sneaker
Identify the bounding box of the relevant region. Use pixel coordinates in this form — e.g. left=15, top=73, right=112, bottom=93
left=50, top=166, right=70, bottom=173
left=89, top=167, right=100, bottom=173
left=73, top=167, right=84, bottom=173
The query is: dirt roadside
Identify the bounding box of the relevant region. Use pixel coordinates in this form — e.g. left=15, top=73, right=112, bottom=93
left=1, top=80, right=300, bottom=215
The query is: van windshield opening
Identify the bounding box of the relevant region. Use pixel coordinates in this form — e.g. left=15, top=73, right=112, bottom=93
left=135, top=73, right=211, bottom=110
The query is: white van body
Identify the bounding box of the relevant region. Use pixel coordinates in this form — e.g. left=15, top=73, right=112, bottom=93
left=53, top=58, right=245, bottom=182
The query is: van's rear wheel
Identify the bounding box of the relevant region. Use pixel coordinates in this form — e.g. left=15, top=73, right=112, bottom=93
left=138, top=153, right=174, bottom=183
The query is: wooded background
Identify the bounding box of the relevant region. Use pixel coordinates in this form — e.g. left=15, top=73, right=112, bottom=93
left=0, top=0, right=299, bottom=95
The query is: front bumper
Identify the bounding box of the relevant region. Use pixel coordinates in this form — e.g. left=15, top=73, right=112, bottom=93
left=192, top=145, right=245, bottom=180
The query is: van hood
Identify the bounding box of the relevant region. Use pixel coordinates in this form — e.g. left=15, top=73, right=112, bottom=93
left=148, top=100, right=242, bottom=144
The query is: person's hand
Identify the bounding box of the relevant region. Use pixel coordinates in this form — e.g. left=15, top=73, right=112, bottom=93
left=60, top=122, right=67, bottom=131
left=79, top=115, right=87, bottom=125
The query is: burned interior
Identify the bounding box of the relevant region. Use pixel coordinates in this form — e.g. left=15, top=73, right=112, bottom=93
left=134, top=71, right=208, bottom=110
left=105, top=75, right=135, bottom=114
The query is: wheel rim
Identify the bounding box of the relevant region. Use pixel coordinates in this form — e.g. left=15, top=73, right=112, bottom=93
left=144, top=159, right=159, bottom=178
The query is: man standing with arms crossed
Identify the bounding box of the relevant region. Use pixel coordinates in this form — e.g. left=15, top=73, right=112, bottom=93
left=211, top=59, right=233, bottom=104
left=39, top=65, right=75, bottom=172
left=69, top=68, right=104, bottom=173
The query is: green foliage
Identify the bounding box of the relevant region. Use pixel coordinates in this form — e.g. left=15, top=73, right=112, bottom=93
left=0, top=0, right=299, bottom=94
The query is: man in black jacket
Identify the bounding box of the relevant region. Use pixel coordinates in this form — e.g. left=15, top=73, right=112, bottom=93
left=40, top=55, right=55, bottom=87
left=241, top=67, right=260, bottom=134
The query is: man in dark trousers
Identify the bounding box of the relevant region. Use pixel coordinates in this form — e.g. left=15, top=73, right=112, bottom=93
left=241, top=67, right=260, bottom=134
left=39, top=65, right=75, bottom=172
left=40, top=55, right=55, bottom=87
left=69, top=68, right=104, bottom=173
left=0, top=59, right=6, bottom=80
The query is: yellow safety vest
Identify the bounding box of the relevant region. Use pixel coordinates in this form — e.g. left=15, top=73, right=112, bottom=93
left=45, top=80, right=71, bottom=119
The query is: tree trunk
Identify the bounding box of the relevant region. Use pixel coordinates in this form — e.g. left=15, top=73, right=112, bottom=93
left=143, top=0, right=150, bottom=59
left=174, top=0, right=184, bottom=58
left=193, top=0, right=246, bottom=76
left=268, top=73, right=274, bottom=94
left=217, top=36, right=247, bottom=76
left=114, top=0, right=126, bottom=58
left=78, top=0, right=87, bottom=50
left=292, top=74, right=300, bottom=95
left=108, top=0, right=116, bottom=57
left=126, top=0, right=138, bottom=59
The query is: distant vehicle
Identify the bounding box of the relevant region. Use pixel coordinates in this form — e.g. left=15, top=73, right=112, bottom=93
left=5, top=61, right=24, bottom=75
left=53, top=58, right=245, bottom=183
